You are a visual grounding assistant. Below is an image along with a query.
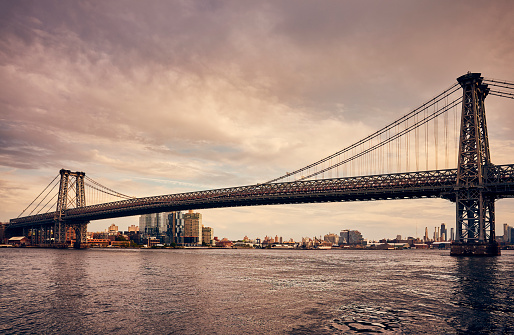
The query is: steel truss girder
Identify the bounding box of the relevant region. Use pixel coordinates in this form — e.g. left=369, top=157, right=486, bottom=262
left=8, top=164, right=514, bottom=230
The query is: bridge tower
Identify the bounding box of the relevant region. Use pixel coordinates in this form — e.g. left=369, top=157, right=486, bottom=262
left=452, top=73, right=500, bottom=256
left=54, top=169, right=89, bottom=248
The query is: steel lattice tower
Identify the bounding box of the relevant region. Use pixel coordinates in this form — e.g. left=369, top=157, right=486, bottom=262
left=55, top=169, right=88, bottom=248
left=452, top=73, right=499, bottom=256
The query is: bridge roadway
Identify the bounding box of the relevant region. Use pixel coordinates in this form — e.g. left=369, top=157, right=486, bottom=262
left=9, top=164, right=514, bottom=228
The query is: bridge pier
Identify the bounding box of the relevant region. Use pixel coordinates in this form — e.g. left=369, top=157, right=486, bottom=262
left=71, top=221, right=89, bottom=249
left=450, top=242, right=500, bottom=256
left=53, top=220, right=89, bottom=248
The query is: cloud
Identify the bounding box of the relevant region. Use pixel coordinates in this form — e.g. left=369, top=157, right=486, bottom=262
left=1, top=0, right=514, bottom=240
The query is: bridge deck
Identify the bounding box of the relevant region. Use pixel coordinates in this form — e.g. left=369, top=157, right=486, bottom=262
left=9, top=164, right=514, bottom=228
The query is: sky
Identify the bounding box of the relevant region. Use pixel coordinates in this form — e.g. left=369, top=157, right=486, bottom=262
left=1, top=0, right=514, bottom=241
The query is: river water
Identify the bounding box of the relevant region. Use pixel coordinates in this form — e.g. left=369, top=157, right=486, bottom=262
left=1, top=248, right=513, bottom=334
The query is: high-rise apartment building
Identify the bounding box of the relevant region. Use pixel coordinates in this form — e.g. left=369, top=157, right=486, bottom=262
left=168, top=212, right=185, bottom=245
left=504, top=224, right=513, bottom=244
left=339, top=230, right=363, bottom=245
left=324, top=233, right=339, bottom=245
left=183, top=210, right=202, bottom=245
left=202, top=226, right=213, bottom=246
left=139, top=214, right=156, bottom=237
left=139, top=212, right=171, bottom=243
left=107, top=223, right=118, bottom=235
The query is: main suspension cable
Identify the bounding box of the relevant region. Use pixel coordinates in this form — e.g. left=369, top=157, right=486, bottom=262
left=266, top=82, right=461, bottom=183
left=85, top=176, right=134, bottom=199
left=297, top=97, right=462, bottom=180
left=19, top=174, right=59, bottom=217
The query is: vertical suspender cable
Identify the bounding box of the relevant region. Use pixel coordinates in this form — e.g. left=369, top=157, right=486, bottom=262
left=444, top=96, right=449, bottom=169
left=404, top=120, right=408, bottom=172
left=434, top=101, right=439, bottom=170
left=425, top=107, right=429, bottom=171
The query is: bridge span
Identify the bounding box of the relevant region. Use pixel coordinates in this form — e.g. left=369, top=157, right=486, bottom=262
left=9, top=165, right=514, bottom=228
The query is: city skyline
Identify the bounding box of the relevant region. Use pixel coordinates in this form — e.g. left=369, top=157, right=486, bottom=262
left=87, top=213, right=459, bottom=243
left=2, top=1, right=514, bottom=241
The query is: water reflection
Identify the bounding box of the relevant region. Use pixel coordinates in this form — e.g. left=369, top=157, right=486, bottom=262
left=451, top=256, right=505, bottom=333
left=49, top=250, right=92, bottom=334
left=2, top=249, right=513, bottom=334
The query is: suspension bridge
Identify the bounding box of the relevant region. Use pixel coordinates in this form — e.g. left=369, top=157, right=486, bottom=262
left=7, top=72, right=514, bottom=255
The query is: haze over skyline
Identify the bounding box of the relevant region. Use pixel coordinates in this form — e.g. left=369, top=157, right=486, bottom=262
left=1, top=0, right=514, bottom=241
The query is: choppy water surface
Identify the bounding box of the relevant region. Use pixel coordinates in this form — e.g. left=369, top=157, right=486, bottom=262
left=1, top=248, right=513, bottom=334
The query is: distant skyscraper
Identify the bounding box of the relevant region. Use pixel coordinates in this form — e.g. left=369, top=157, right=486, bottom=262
left=168, top=212, right=185, bottom=245
left=424, top=227, right=429, bottom=242
left=504, top=223, right=513, bottom=244
left=434, top=226, right=440, bottom=241
left=440, top=223, right=447, bottom=242
left=139, top=212, right=171, bottom=242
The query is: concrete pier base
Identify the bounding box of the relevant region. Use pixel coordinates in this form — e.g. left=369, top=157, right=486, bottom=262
left=450, top=242, right=501, bottom=256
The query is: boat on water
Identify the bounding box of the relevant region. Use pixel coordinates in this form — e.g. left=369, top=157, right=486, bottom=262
left=316, top=245, right=332, bottom=250
left=270, top=244, right=294, bottom=249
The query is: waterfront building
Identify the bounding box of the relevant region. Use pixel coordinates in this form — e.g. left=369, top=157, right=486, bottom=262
left=202, top=226, right=214, bottom=246
left=216, top=238, right=233, bottom=248
left=8, top=236, right=29, bottom=246
left=504, top=224, right=514, bottom=244
left=139, top=212, right=171, bottom=243
left=184, top=210, right=202, bottom=245
left=301, top=237, right=314, bottom=249
left=66, top=227, right=76, bottom=245
left=107, top=223, right=118, bottom=235
left=340, top=230, right=363, bottom=245
left=168, top=211, right=185, bottom=245
left=324, top=233, right=339, bottom=245
left=139, top=214, right=157, bottom=238
left=0, top=222, right=7, bottom=244
left=88, top=238, right=110, bottom=247
left=128, top=225, right=139, bottom=232
left=88, top=231, right=108, bottom=239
